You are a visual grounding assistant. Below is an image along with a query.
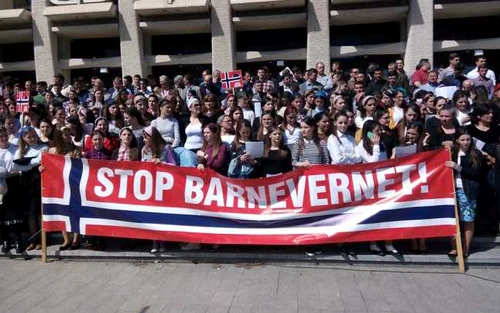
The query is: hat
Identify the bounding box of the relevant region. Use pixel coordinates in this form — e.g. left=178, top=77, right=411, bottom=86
left=314, top=90, right=327, bottom=99
left=143, top=125, right=153, bottom=137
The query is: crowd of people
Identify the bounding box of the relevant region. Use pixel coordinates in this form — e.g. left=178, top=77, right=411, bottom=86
left=0, top=51, right=499, bottom=258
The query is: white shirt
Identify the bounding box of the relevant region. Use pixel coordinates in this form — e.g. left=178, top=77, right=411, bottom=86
left=466, top=68, right=496, bottom=85
left=456, top=109, right=471, bottom=126
left=184, top=122, right=203, bottom=150
left=455, top=151, right=465, bottom=188
left=283, top=126, right=301, bottom=146
left=355, top=142, right=387, bottom=163
left=392, top=106, right=404, bottom=126
left=243, top=108, right=255, bottom=126
left=327, top=132, right=362, bottom=164
left=354, top=113, right=373, bottom=129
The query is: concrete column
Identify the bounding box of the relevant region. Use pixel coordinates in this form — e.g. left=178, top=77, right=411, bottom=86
left=404, top=0, right=433, bottom=75
left=32, top=0, right=58, bottom=83
left=211, top=0, right=236, bottom=72
left=59, top=38, right=71, bottom=84
left=118, top=0, right=147, bottom=77
left=306, top=0, right=330, bottom=70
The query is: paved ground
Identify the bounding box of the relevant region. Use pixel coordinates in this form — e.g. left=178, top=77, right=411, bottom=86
left=1, top=258, right=500, bottom=313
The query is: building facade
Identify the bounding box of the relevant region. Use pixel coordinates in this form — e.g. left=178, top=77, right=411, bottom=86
left=1, top=0, right=500, bottom=84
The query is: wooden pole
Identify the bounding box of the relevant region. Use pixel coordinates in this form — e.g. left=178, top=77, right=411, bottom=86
left=449, top=149, right=465, bottom=273
left=40, top=153, right=47, bottom=263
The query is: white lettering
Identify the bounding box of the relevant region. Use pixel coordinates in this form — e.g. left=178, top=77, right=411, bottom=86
left=95, top=167, right=114, bottom=197
left=246, top=186, right=267, bottom=209
left=308, top=175, right=327, bottom=206
left=286, top=177, right=306, bottom=208
left=204, top=178, right=224, bottom=207
left=114, top=169, right=133, bottom=199
left=352, top=171, right=374, bottom=201
left=268, top=182, right=286, bottom=209
left=328, top=173, right=351, bottom=204
left=376, top=167, right=396, bottom=198
left=185, top=176, right=204, bottom=204
left=226, top=182, right=246, bottom=208
left=155, top=172, right=174, bottom=201
left=134, top=170, right=153, bottom=200
left=395, top=164, right=416, bottom=195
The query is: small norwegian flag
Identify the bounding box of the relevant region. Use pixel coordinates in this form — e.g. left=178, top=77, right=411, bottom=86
left=15, top=91, right=30, bottom=113
left=220, top=70, right=243, bottom=89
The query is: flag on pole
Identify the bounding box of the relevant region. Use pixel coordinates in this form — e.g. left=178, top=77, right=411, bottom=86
left=15, top=91, right=30, bottom=113
left=220, top=70, right=243, bottom=89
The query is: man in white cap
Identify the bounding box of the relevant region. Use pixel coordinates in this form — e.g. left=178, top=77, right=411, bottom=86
left=466, top=51, right=496, bottom=85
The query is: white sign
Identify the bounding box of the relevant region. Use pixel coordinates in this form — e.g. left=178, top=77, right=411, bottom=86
left=50, top=0, right=107, bottom=5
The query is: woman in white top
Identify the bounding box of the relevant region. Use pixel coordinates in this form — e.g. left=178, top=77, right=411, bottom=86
left=281, top=106, right=301, bottom=147
left=183, top=98, right=205, bottom=152
left=452, top=90, right=471, bottom=126
left=327, top=111, right=362, bottom=164
left=355, top=120, right=400, bottom=256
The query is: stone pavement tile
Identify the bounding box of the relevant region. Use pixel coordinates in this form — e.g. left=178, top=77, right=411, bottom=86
left=205, top=306, right=231, bottom=313
left=160, top=303, right=186, bottom=313
left=182, top=304, right=209, bottom=313
left=119, top=284, right=158, bottom=312
left=211, top=290, right=238, bottom=307
left=228, top=306, right=254, bottom=313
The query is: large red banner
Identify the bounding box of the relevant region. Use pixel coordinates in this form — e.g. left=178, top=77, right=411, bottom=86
left=42, top=149, right=457, bottom=245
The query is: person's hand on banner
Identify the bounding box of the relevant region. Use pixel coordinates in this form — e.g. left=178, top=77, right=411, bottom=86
left=442, top=141, right=453, bottom=150
left=39, top=165, right=45, bottom=172
left=445, top=161, right=461, bottom=172
left=197, top=164, right=205, bottom=172
left=297, top=160, right=311, bottom=169
left=152, top=158, right=161, bottom=165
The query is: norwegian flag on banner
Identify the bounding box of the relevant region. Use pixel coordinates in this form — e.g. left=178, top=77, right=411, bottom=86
left=15, top=91, right=30, bottom=113
left=220, top=70, right=243, bottom=89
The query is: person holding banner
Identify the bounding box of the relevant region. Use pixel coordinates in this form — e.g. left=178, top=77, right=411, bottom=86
left=0, top=126, right=23, bottom=254
left=445, top=128, right=485, bottom=258
left=428, top=104, right=458, bottom=150
left=291, top=116, right=330, bottom=169
left=228, top=120, right=255, bottom=179
left=141, top=126, right=176, bottom=253
left=356, top=120, right=400, bottom=256
left=197, top=123, right=230, bottom=176
left=256, top=128, right=292, bottom=177
left=327, top=110, right=363, bottom=165
left=41, top=127, right=83, bottom=250
left=12, top=126, right=49, bottom=251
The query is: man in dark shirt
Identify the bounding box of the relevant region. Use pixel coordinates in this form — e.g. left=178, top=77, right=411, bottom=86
left=365, top=67, right=386, bottom=95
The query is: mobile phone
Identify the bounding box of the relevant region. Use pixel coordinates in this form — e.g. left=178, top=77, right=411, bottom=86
left=367, top=131, right=374, bottom=140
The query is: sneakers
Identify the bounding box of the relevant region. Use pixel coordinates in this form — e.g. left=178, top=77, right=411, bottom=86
left=370, top=242, right=385, bottom=256
left=180, top=243, right=201, bottom=251
left=150, top=241, right=159, bottom=254
left=384, top=243, right=400, bottom=255
left=305, top=246, right=322, bottom=257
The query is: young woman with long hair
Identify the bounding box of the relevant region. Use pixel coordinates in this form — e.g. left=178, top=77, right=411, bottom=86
left=219, top=115, right=235, bottom=145
left=355, top=120, right=399, bottom=256
left=254, top=111, right=276, bottom=141
left=428, top=104, right=458, bottom=150
left=12, top=127, right=48, bottom=251
left=395, top=104, right=422, bottom=144
left=327, top=110, right=362, bottom=165
left=141, top=126, right=176, bottom=254
left=202, top=94, right=223, bottom=125
left=374, top=109, right=398, bottom=159
left=228, top=120, right=255, bottom=179
left=445, top=128, right=484, bottom=258
left=42, top=127, right=82, bottom=250
left=151, top=98, right=180, bottom=148
left=103, top=103, right=125, bottom=135
left=197, top=123, right=230, bottom=176
left=112, top=127, right=140, bottom=162
left=124, top=107, right=146, bottom=149
left=452, top=90, right=471, bottom=126
left=257, top=128, right=292, bottom=177
left=315, top=112, right=332, bottom=144
left=280, top=106, right=301, bottom=147
left=425, top=96, right=449, bottom=132
left=0, top=126, right=24, bottom=254
left=388, top=89, right=406, bottom=129
left=291, top=116, right=330, bottom=169
left=329, top=95, right=347, bottom=118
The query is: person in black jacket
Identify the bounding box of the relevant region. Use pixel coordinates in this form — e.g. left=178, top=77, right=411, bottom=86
left=445, top=127, right=484, bottom=257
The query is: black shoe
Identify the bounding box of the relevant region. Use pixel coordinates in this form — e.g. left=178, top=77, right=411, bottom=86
left=1, top=241, right=10, bottom=253
left=70, top=242, right=80, bottom=250
left=14, top=241, right=23, bottom=254
left=59, top=242, right=71, bottom=251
